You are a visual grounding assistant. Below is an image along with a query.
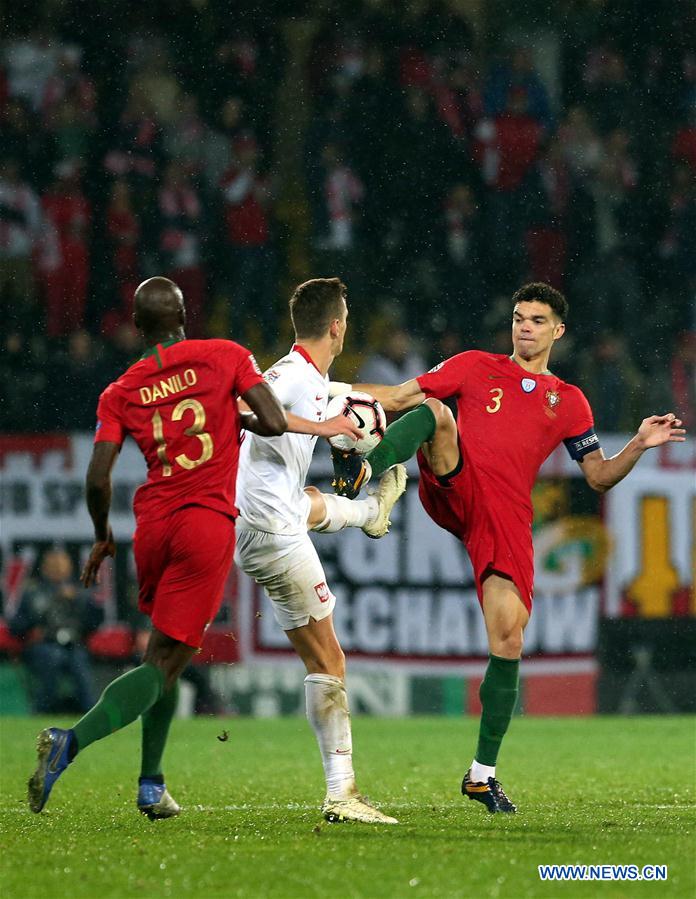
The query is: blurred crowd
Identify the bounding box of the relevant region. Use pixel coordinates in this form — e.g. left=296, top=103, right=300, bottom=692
left=1, top=0, right=694, bottom=433
left=8, top=548, right=102, bottom=713
left=5, top=545, right=225, bottom=715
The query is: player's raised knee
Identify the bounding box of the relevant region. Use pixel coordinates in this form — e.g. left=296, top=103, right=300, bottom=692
left=424, top=398, right=457, bottom=439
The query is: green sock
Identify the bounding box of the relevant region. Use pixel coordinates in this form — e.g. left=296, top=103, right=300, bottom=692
left=366, top=403, right=436, bottom=478
left=140, top=680, right=179, bottom=778
left=72, top=663, right=165, bottom=754
left=475, top=655, right=520, bottom=766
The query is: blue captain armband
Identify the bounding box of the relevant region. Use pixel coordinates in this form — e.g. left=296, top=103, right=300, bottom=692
left=563, top=427, right=601, bottom=461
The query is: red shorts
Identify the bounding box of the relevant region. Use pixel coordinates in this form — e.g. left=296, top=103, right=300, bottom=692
left=416, top=450, right=534, bottom=613
left=134, top=505, right=236, bottom=647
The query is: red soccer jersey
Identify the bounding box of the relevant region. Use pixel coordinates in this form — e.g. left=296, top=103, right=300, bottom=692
left=95, top=338, right=264, bottom=522
left=417, top=351, right=597, bottom=518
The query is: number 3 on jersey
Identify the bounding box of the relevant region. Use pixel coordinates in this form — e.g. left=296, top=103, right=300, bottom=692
left=486, top=387, right=504, bottom=414
left=151, top=399, right=214, bottom=476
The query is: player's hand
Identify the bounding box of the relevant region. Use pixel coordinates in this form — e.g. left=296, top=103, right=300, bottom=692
left=317, top=414, right=363, bottom=441
left=636, top=413, right=686, bottom=449
left=81, top=529, right=116, bottom=587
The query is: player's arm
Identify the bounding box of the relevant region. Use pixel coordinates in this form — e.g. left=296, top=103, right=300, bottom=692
left=579, top=413, right=686, bottom=493
left=239, top=382, right=288, bottom=435
left=238, top=398, right=361, bottom=440
left=81, top=441, right=119, bottom=587
left=285, top=411, right=362, bottom=440
left=330, top=379, right=426, bottom=412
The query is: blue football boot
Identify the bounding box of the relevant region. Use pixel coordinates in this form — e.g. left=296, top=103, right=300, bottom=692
left=137, top=778, right=181, bottom=820
left=28, top=727, right=74, bottom=813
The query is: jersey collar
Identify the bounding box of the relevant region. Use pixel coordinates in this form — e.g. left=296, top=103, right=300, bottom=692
left=508, top=354, right=552, bottom=377
left=141, top=336, right=185, bottom=368
left=292, top=343, right=322, bottom=374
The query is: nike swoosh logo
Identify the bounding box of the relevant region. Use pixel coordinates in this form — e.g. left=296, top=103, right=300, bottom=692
left=316, top=395, right=324, bottom=401
left=488, top=374, right=504, bottom=379
left=47, top=732, right=67, bottom=773
left=351, top=410, right=366, bottom=429
left=335, top=748, right=351, bottom=754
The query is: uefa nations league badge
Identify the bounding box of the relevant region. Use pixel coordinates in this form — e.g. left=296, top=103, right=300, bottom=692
left=521, top=378, right=537, bottom=393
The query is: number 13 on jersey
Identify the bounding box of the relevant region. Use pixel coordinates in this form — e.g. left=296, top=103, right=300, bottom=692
left=486, top=387, right=504, bottom=414
left=151, top=399, right=214, bottom=476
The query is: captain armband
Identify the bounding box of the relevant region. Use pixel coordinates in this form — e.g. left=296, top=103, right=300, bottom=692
left=563, top=427, right=601, bottom=461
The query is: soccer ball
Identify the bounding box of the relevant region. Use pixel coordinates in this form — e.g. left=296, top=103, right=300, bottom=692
left=326, top=391, right=387, bottom=454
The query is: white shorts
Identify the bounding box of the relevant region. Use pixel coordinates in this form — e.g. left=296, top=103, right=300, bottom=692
left=234, top=527, right=336, bottom=630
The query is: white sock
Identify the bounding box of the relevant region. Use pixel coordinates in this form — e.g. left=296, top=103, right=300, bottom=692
left=311, top=493, right=379, bottom=533
left=304, top=673, right=356, bottom=798
left=470, top=759, right=496, bottom=783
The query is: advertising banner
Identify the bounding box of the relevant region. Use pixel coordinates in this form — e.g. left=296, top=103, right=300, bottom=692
left=1, top=434, right=693, bottom=689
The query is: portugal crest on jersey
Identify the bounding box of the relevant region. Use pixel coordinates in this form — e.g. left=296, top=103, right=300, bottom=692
left=545, top=389, right=561, bottom=418
left=521, top=378, right=537, bottom=393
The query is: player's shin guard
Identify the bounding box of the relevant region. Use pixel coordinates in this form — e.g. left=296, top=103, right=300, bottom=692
left=475, top=655, right=520, bottom=767
left=140, top=680, right=179, bottom=779
left=366, top=403, right=436, bottom=478
left=311, top=493, right=378, bottom=533
left=304, top=674, right=356, bottom=799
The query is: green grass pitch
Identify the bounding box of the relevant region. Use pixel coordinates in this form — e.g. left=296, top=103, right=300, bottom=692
left=0, top=716, right=694, bottom=898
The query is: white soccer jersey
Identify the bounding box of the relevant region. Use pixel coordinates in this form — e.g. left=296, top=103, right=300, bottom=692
left=236, top=345, right=328, bottom=535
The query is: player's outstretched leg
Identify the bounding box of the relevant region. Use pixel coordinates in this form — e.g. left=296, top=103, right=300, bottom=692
left=310, top=465, right=407, bottom=539
left=463, top=576, right=527, bottom=814
left=28, top=629, right=194, bottom=813
left=27, top=663, right=165, bottom=813
left=362, top=464, right=407, bottom=538
left=331, top=398, right=462, bottom=499
left=332, top=402, right=437, bottom=498
left=308, top=485, right=378, bottom=532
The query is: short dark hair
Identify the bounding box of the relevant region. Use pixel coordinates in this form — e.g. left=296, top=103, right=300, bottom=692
left=289, top=277, right=347, bottom=339
left=511, top=282, right=569, bottom=321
